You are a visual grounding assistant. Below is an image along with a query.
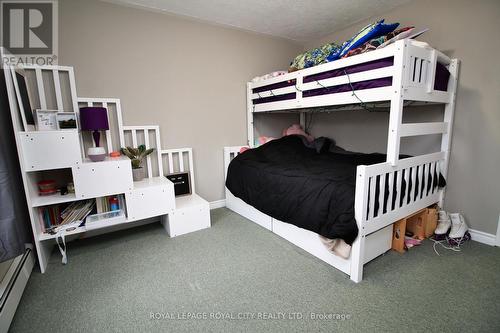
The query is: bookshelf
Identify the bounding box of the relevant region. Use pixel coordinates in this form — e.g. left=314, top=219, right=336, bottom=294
left=4, top=64, right=187, bottom=273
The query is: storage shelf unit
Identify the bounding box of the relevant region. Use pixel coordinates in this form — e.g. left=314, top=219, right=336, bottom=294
left=4, top=64, right=211, bottom=273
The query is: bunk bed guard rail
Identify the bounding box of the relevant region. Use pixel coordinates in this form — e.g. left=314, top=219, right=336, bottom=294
left=249, top=39, right=453, bottom=112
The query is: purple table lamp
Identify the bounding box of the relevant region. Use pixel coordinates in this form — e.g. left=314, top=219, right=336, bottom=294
left=79, top=107, right=109, bottom=162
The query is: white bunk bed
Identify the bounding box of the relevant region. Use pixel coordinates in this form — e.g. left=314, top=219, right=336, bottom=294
left=224, top=39, right=459, bottom=282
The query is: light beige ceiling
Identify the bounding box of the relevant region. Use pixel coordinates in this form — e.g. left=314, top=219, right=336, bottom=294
left=102, top=0, right=412, bottom=42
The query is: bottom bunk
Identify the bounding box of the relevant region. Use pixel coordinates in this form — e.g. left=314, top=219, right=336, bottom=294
left=223, top=139, right=444, bottom=282
left=226, top=189, right=393, bottom=276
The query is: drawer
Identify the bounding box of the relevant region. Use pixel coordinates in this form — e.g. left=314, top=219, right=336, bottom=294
left=226, top=189, right=272, bottom=230
left=364, top=225, right=393, bottom=264
left=19, top=130, right=82, bottom=171
left=73, top=157, right=133, bottom=199
left=126, top=177, right=175, bottom=221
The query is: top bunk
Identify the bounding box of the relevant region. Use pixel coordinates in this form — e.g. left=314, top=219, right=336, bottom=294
left=249, top=39, right=458, bottom=113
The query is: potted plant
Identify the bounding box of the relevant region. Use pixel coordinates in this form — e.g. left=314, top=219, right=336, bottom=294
left=121, top=145, right=154, bottom=181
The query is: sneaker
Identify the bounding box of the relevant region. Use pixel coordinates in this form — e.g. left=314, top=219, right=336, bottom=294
left=449, top=213, right=468, bottom=239
left=434, top=210, right=451, bottom=235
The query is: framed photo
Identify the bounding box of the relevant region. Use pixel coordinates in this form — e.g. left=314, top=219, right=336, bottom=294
left=34, top=110, right=58, bottom=131
left=165, top=172, right=191, bottom=196
left=12, top=69, right=36, bottom=131
left=56, top=112, right=78, bottom=129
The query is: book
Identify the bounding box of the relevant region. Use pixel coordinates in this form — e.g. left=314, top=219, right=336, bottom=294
left=39, top=200, right=95, bottom=233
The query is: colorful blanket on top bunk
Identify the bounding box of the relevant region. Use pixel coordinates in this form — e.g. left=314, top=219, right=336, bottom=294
left=289, top=19, right=414, bottom=72
left=226, top=136, right=446, bottom=245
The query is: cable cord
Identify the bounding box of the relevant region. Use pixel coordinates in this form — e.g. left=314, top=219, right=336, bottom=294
left=429, top=234, right=467, bottom=256
left=342, top=69, right=378, bottom=112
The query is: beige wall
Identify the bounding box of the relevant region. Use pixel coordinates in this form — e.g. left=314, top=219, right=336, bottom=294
left=58, top=0, right=301, bottom=202
left=305, top=0, right=500, bottom=234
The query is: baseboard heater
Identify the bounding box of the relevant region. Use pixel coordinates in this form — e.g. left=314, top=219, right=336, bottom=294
left=0, top=249, right=35, bottom=333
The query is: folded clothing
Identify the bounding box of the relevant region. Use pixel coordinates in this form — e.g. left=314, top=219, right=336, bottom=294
left=342, top=26, right=414, bottom=59
left=332, top=19, right=400, bottom=61
left=288, top=19, right=400, bottom=72
left=251, top=71, right=287, bottom=83
left=289, top=42, right=341, bottom=72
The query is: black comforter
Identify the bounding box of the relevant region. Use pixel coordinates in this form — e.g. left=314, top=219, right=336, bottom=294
left=225, top=135, right=444, bottom=245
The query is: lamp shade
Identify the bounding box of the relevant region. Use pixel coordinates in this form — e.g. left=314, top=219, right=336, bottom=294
left=79, top=107, right=109, bottom=131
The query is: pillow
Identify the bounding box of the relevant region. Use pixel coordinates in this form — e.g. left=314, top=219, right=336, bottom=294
left=282, top=124, right=314, bottom=142
left=327, top=19, right=399, bottom=61
left=289, top=42, right=341, bottom=72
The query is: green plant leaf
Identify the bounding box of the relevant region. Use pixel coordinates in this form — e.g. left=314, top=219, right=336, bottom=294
left=131, top=159, right=141, bottom=169
left=122, top=146, right=154, bottom=164
left=132, top=147, right=141, bottom=156
left=140, top=148, right=154, bottom=158
left=121, top=147, right=135, bottom=159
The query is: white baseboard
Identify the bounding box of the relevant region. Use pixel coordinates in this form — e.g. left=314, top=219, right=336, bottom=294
left=469, top=228, right=497, bottom=246
left=209, top=199, right=226, bottom=210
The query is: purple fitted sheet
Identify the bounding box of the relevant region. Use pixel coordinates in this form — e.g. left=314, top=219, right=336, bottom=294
left=252, top=57, right=450, bottom=105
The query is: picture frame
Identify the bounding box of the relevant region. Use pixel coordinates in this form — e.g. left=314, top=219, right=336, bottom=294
left=11, top=69, right=36, bottom=131
left=165, top=172, right=191, bottom=196
left=56, top=112, right=78, bottom=129
left=34, top=110, right=58, bottom=131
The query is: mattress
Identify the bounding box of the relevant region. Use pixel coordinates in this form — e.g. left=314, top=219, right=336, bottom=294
left=252, top=57, right=450, bottom=105
left=226, top=136, right=445, bottom=244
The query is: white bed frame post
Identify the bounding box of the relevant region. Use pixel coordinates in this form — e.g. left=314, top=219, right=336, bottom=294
left=351, top=165, right=369, bottom=282
left=439, top=58, right=460, bottom=206
left=299, top=113, right=306, bottom=129
left=246, top=82, right=255, bottom=147
left=386, top=40, right=408, bottom=166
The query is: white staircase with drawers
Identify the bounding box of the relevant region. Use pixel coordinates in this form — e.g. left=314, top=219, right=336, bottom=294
left=4, top=64, right=211, bottom=274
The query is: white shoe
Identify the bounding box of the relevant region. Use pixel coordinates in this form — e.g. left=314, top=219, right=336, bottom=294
left=448, top=213, right=468, bottom=239
left=434, top=210, right=451, bottom=235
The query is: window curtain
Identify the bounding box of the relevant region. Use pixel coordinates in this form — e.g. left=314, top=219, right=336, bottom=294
left=0, top=69, right=31, bottom=262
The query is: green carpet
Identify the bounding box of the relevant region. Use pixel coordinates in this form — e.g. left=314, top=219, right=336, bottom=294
left=9, top=208, right=500, bottom=332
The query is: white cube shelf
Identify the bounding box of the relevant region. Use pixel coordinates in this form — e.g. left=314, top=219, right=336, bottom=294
left=163, top=194, right=211, bottom=237
left=126, top=177, right=175, bottom=221
left=19, top=130, right=82, bottom=171
left=73, top=156, right=133, bottom=199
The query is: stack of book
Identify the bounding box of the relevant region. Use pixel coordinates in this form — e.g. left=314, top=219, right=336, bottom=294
left=39, top=206, right=61, bottom=232
left=96, top=195, right=125, bottom=214
left=39, top=200, right=95, bottom=233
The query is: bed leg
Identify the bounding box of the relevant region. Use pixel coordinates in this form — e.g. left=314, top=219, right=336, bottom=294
left=349, top=234, right=365, bottom=283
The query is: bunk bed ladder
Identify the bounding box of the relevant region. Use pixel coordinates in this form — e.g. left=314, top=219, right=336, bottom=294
left=439, top=58, right=460, bottom=206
